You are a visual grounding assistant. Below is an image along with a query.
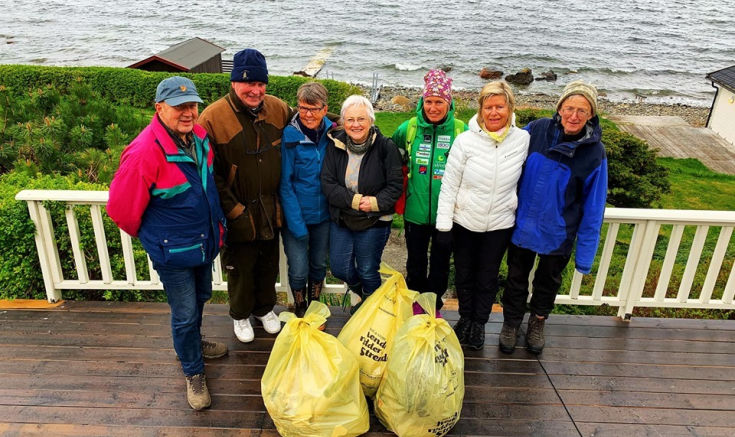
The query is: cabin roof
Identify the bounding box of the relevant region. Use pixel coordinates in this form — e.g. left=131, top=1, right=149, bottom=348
left=128, top=37, right=225, bottom=71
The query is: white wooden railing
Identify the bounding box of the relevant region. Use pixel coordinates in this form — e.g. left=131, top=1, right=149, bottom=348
left=15, top=190, right=735, bottom=319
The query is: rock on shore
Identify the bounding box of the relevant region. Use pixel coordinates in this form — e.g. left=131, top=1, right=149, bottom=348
left=364, top=85, right=710, bottom=127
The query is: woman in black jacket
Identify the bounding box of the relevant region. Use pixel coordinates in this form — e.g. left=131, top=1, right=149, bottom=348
left=321, top=95, right=403, bottom=314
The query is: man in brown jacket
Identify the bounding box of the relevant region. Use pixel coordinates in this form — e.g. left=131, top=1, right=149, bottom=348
left=198, top=48, right=289, bottom=342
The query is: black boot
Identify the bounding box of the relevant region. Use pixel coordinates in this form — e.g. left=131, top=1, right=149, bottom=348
left=345, top=283, right=363, bottom=315
left=498, top=323, right=519, bottom=354
left=467, top=321, right=485, bottom=351
left=309, top=279, right=324, bottom=303
left=452, top=317, right=472, bottom=345
left=526, top=315, right=546, bottom=354
left=292, top=288, right=307, bottom=318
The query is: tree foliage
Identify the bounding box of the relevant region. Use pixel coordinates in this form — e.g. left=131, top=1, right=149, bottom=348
left=0, top=80, right=144, bottom=181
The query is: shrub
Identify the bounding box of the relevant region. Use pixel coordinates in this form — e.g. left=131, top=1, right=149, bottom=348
left=603, top=129, right=670, bottom=207
left=0, top=65, right=361, bottom=110
left=0, top=172, right=160, bottom=302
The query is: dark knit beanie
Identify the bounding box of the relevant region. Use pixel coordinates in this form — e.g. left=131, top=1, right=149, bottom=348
left=230, top=49, right=269, bottom=84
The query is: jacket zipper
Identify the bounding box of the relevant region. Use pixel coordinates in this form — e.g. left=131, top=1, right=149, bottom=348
left=487, top=143, right=500, bottom=229
left=427, top=124, right=437, bottom=224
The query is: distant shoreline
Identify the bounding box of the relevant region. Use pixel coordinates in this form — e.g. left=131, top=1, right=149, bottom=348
left=365, top=85, right=711, bottom=128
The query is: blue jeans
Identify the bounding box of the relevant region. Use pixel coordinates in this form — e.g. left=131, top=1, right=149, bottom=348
left=282, top=220, right=330, bottom=290
left=329, top=221, right=391, bottom=297
left=154, top=262, right=212, bottom=376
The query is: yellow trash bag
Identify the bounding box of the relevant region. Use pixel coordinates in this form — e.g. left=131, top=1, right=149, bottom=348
left=261, top=301, right=369, bottom=437
left=374, top=293, right=465, bottom=437
left=337, top=263, right=418, bottom=397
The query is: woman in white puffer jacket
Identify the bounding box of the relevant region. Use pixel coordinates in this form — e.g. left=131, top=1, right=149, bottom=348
left=435, top=81, right=529, bottom=351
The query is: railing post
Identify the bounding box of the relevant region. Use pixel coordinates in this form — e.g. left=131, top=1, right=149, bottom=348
left=25, top=200, right=63, bottom=302
left=617, top=219, right=659, bottom=320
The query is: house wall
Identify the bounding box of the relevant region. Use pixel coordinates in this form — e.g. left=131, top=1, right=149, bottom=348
left=191, top=54, right=223, bottom=74
left=709, top=87, right=735, bottom=146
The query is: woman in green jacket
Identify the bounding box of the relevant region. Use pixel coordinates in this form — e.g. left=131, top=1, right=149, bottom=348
left=391, top=70, right=468, bottom=315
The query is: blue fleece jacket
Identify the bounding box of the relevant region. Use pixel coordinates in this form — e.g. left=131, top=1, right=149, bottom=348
left=511, top=114, right=608, bottom=273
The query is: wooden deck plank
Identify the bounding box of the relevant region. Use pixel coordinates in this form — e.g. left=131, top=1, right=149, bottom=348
left=1, top=302, right=734, bottom=436
left=549, top=374, right=735, bottom=395
left=568, top=405, right=735, bottom=427
left=576, top=423, right=735, bottom=437
left=542, top=361, right=735, bottom=381
left=608, top=115, right=735, bottom=175
left=558, top=389, right=735, bottom=410
left=538, top=348, right=735, bottom=366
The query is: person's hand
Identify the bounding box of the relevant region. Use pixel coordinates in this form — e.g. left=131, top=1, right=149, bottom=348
left=434, top=230, right=453, bottom=251
left=359, top=196, right=373, bottom=212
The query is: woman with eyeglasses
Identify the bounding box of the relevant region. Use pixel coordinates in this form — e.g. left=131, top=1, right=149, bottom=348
left=321, top=95, right=402, bottom=314
left=499, top=80, right=608, bottom=356
left=279, top=82, right=336, bottom=317
left=435, top=81, right=529, bottom=351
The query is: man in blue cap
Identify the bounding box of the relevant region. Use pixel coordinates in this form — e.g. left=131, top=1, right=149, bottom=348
left=199, top=49, right=290, bottom=343
left=108, top=76, right=227, bottom=410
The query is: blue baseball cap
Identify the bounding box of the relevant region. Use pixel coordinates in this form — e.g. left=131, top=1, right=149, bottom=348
left=155, top=76, right=204, bottom=106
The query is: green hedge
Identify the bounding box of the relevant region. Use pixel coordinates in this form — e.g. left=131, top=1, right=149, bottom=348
left=0, top=65, right=361, bottom=110
left=0, top=172, right=160, bottom=302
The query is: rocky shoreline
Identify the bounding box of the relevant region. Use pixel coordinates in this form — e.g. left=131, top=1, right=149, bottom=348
left=364, top=85, right=711, bottom=128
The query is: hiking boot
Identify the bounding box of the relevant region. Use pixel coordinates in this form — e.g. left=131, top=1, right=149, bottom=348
left=467, top=321, right=486, bottom=351
left=498, top=323, right=519, bottom=354
left=185, top=373, right=211, bottom=410
left=292, top=288, right=307, bottom=318
left=452, top=317, right=472, bottom=344
left=233, top=318, right=254, bottom=343
left=526, top=315, right=546, bottom=354
left=255, top=311, right=282, bottom=334
left=201, top=338, right=228, bottom=359
left=309, top=279, right=324, bottom=303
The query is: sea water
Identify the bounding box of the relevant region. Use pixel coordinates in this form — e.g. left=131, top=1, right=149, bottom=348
left=1, top=0, right=733, bottom=105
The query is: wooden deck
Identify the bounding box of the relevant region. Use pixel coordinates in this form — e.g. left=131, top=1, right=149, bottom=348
left=1, top=301, right=734, bottom=437
left=607, top=115, right=735, bottom=175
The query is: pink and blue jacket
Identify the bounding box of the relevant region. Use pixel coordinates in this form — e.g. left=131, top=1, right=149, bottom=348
left=107, top=115, right=226, bottom=269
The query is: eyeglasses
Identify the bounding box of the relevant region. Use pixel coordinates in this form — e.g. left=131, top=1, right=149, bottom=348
left=344, top=117, right=369, bottom=125
left=297, top=105, right=324, bottom=115
left=560, top=107, right=590, bottom=118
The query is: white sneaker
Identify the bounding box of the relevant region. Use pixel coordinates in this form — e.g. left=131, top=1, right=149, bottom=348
left=256, top=311, right=282, bottom=334
left=233, top=318, right=254, bottom=343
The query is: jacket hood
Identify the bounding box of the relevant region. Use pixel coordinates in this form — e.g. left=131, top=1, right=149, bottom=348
left=283, top=114, right=333, bottom=147
left=550, top=113, right=603, bottom=156
left=414, top=96, right=458, bottom=129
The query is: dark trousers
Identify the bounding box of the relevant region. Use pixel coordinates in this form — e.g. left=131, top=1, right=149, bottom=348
left=453, top=224, right=513, bottom=324
left=502, top=243, right=571, bottom=328
left=404, top=221, right=452, bottom=310
left=222, top=233, right=280, bottom=320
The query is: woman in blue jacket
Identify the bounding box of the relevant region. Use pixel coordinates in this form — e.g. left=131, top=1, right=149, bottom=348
left=500, top=81, right=608, bottom=355
left=279, top=82, right=335, bottom=317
